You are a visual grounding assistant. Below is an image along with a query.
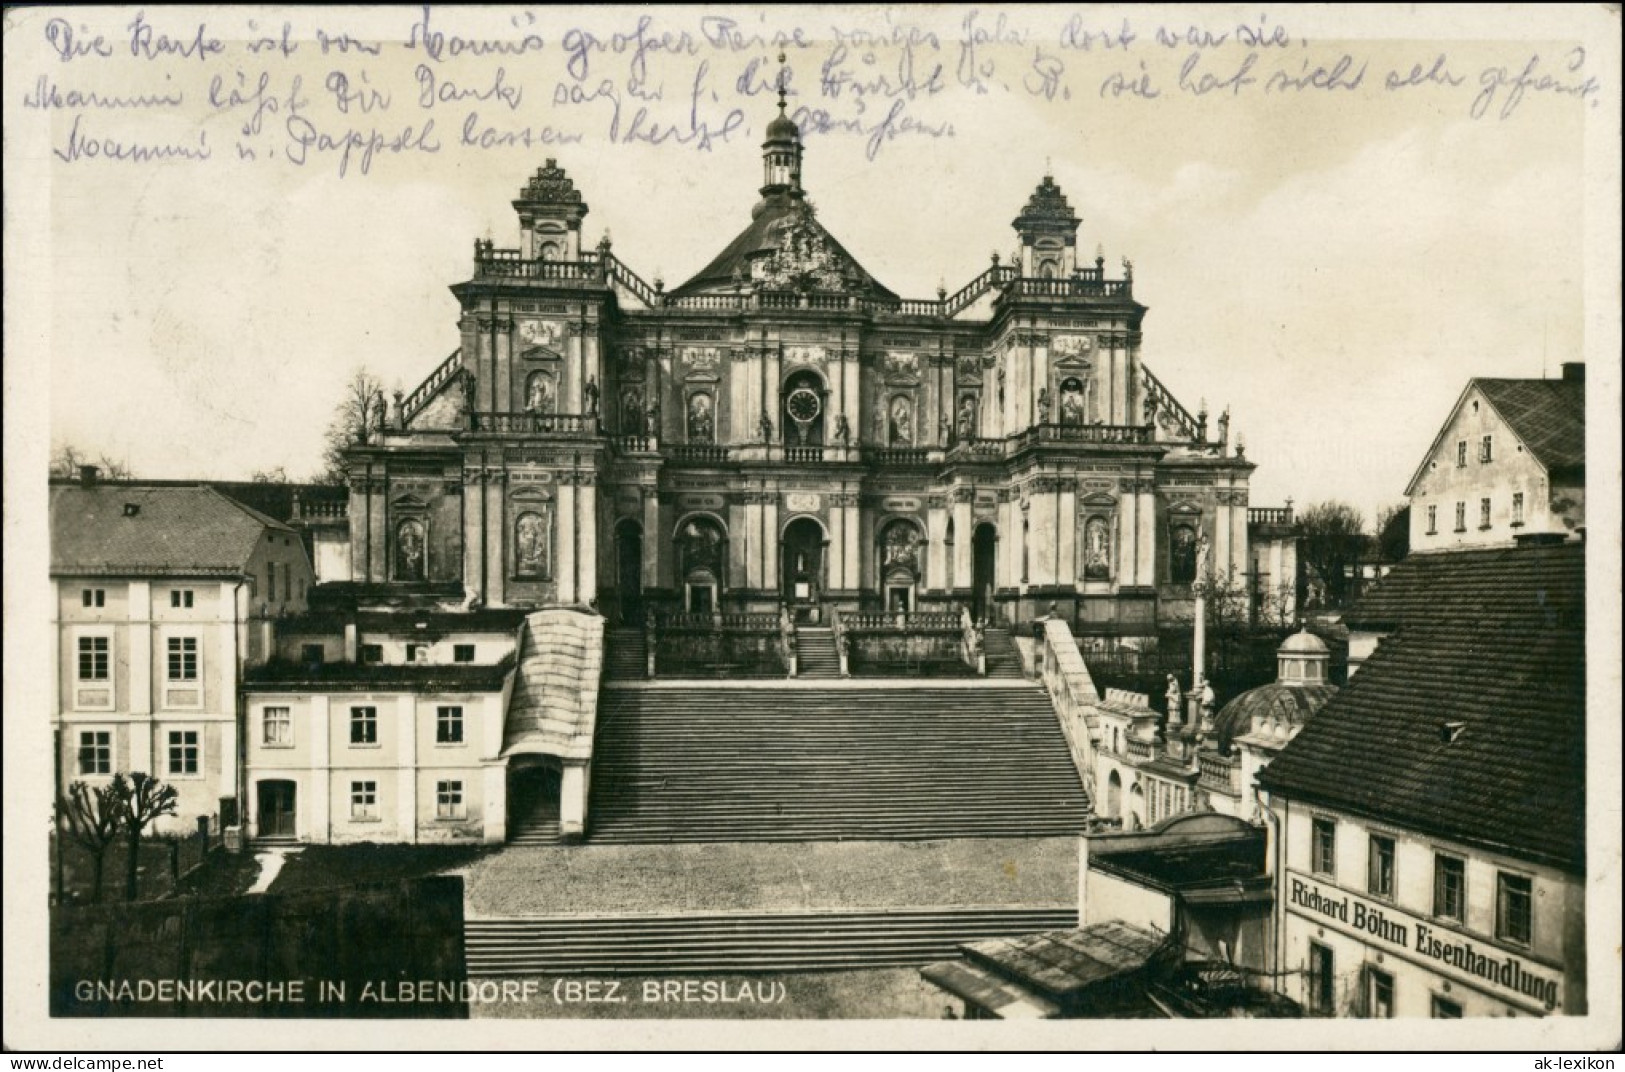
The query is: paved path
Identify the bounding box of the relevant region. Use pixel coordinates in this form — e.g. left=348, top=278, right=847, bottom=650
left=462, top=837, right=1076, bottom=918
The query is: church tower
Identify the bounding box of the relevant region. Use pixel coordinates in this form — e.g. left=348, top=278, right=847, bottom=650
left=514, top=158, right=589, bottom=261
left=759, top=67, right=803, bottom=202
left=1012, top=173, right=1079, bottom=279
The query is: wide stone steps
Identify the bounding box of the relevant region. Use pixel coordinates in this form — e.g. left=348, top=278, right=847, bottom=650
left=589, top=685, right=1089, bottom=843
left=466, top=906, right=1077, bottom=975
left=604, top=630, right=646, bottom=681
left=796, top=628, right=841, bottom=679
left=983, top=628, right=1026, bottom=679
left=508, top=819, right=563, bottom=846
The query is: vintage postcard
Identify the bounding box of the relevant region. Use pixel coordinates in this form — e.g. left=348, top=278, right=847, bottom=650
left=3, top=3, right=1619, bottom=1052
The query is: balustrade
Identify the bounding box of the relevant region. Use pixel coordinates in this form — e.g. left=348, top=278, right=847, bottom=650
left=468, top=411, right=594, bottom=435
left=1198, top=752, right=1240, bottom=794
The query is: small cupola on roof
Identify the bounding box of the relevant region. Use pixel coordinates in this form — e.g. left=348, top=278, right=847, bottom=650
left=1276, top=627, right=1330, bottom=686
left=760, top=54, right=803, bottom=202
left=513, top=158, right=588, bottom=261
left=1013, top=172, right=1081, bottom=279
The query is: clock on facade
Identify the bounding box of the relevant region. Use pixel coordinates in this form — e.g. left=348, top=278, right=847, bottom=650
left=787, top=387, right=822, bottom=424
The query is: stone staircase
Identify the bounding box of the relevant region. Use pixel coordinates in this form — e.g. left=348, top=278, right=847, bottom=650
left=983, top=627, right=1026, bottom=679
left=466, top=905, right=1078, bottom=975
left=605, top=628, right=646, bottom=681
left=796, top=627, right=840, bottom=678
left=589, top=683, right=1090, bottom=843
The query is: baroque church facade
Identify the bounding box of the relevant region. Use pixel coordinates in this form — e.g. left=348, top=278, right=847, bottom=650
left=346, top=98, right=1255, bottom=633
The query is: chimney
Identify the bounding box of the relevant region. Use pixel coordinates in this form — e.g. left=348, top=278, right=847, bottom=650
left=79, top=465, right=99, bottom=488
left=1561, top=362, right=1584, bottom=383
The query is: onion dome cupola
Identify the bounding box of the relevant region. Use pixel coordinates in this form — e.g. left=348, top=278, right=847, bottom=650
left=513, top=158, right=588, bottom=261
left=1208, top=628, right=1339, bottom=753
left=1012, top=172, right=1081, bottom=279
left=760, top=65, right=804, bottom=201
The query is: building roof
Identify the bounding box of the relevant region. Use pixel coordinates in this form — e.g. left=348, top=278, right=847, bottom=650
left=51, top=484, right=294, bottom=578
left=1210, top=682, right=1339, bottom=752
left=1404, top=374, right=1585, bottom=495
left=956, top=921, right=1170, bottom=1002
left=1258, top=546, right=1585, bottom=872
left=670, top=195, right=897, bottom=300
left=1476, top=377, right=1585, bottom=474
left=243, top=652, right=515, bottom=692
left=1343, top=542, right=1584, bottom=632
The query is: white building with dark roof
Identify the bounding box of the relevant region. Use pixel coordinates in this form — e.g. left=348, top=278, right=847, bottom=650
left=1406, top=364, right=1585, bottom=553
left=49, top=471, right=315, bottom=833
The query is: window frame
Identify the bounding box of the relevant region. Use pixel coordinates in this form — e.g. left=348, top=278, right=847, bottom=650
left=1311, top=816, right=1338, bottom=878
left=166, top=728, right=201, bottom=778
left=166, top=635, right=200, bottom=682
left=170, top=589, right=194, bottom=609
left=1307, top=941, right=1335, bottom=1016
left=1433, top=853, right=1467, bottom=923
left=1455, top=440, right=1467, bottom=467
left=77, top=729, right=113, bottom=776
left=1426, top=504, right=1437, bottom=535
left=1511, top=492, right=1525, bottom=526
left=435, top=705, right=465, bottom=746
left=1365, top=966, right=1395, bottom=1019
left=1496, top=871, right=1534, bottom=946
left=435, top=779, right=465, bottom=820
left=349, top=780, right=379, bottom=821
left=1431, top=994, right=1463, bottom=1019
left=1479, top=497, right=1492, bottom=530
left=453, top=644, right=476, bottom=664
left=1453, top=501, right=1467, bottom=532
left=1368, top=833, right=1396, bottom=900
left=349, top=705, right=379, bottom=747
left=262, top=705, right=293, bottom=748
left=1479, top=434, right=1493, bottom=463
left=359, top=644, right=384, bottom=665
left=82, top=588, right=106, bottom=608
left=76, top=634, right=110, bottom=682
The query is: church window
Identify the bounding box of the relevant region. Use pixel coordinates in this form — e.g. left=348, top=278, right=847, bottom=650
left=514, top=510, right=552, bottom=579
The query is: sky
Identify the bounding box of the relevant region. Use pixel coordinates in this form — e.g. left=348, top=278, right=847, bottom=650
left=6, top=4, right=1615, bottom=527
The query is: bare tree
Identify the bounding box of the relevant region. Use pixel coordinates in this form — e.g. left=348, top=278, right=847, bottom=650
left=315, top=367, right=386, bottom=484
left=1296, top=501, right=1366, bottom=608
left=117, top=772, right=178, bottom=902
left=56, top=781, right=123, bottom=903
left=1374, top=503, right=1410, bottom=565
left=50, top=444, right=132, bottom=481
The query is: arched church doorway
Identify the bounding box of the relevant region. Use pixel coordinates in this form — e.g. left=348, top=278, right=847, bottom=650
left=1106, top=769, right=1122, bottom=820
left=781, top=370, right=827, bottom=446
left=878, top=518, right=922, bottom=614
left=781, top=516, right=826, bottom=610
left=507, top=755, right=562, bottom=840
left=614, top=520, right=643, bottom=624
left=972, top=523, right=997, bottom=621
left=676, top=515, right=727, bottom=613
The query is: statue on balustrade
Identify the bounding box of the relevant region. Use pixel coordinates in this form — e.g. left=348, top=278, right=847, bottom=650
left=758, top=409, right=774, bottom=443
left=1037, top=386, right=1051, bottom=423
left=833, top=413, right=850, bottom=445
left=584, top=376, right=600, bottom=417
left=957, top=394, right=977, bottom=441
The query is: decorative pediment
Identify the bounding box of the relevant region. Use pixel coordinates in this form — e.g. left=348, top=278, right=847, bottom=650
left=391, top=494, right=429, bottom=511
left=1167, top=499, right=1203, bottom=515
left=521, top=345, right=562, bottom=362
left=1080, top=492, right=1119, bottom=508
left=510, top=486, right=555, bottom=503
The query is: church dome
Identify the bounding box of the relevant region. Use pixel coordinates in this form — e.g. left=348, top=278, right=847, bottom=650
left=1278, top=629, right=1330, bottom=656
left=1210, top=681, right=1338, bottom=752
left=765, top=110, right=800, bottom=143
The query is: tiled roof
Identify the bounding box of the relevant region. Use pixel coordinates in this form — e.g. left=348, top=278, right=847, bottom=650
left=670, top=196, right=897, bottom=300
left=1343, top=543, right=1583, bottom=632
left=1259, top=546, right=1585, bottom=872
left=243, top=652, right=515, bottom=692
left=51, top=484, right=292, bottom=577
left=1476, top=377, right=1585, bottom=473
